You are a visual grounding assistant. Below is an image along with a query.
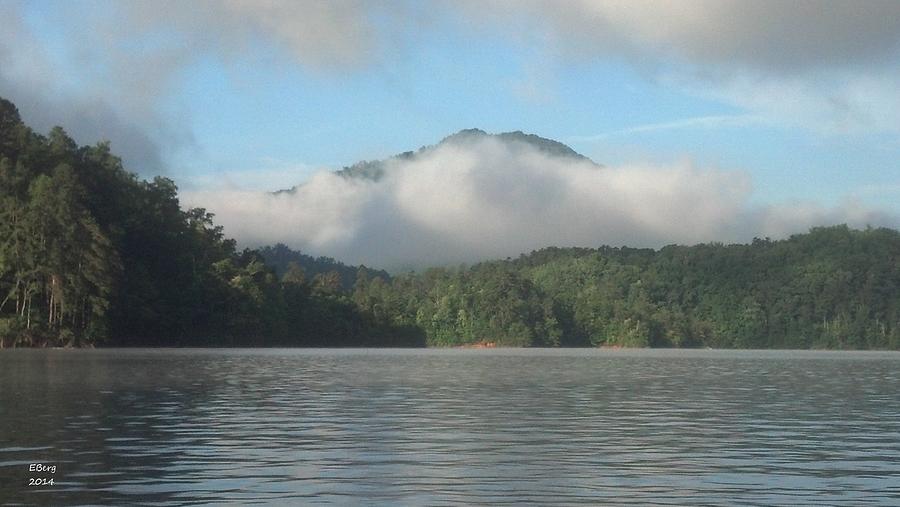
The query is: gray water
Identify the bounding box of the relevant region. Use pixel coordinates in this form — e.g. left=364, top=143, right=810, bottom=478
left=1, top=349, right=899, bottom=506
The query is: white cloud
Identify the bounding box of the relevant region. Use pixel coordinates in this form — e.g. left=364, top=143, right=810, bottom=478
left=183, top=136, right=898, bottom=269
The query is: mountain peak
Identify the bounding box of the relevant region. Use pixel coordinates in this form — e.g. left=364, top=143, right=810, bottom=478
left=275, top=129, right=594, bottom=193
left=439, top=128, right=588, bottom=161
left=439, top=128, right=488, bottom=143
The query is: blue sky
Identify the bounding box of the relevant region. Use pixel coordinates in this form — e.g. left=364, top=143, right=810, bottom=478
left=2, top=1, right=899, bottom=265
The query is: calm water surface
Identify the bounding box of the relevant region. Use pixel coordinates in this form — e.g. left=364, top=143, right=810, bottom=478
left=2, top=348, right=899, bottom=505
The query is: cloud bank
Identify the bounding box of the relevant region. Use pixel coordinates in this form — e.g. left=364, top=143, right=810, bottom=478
left=485, top=0, right=900, bottom=137
left=504, top=0, right=900, bottom=74
left=184, top=137, right=898, bottom=269
left=0, top=0, right=396, bottom=173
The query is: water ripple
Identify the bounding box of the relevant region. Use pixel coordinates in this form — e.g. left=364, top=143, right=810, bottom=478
left=1, top=348, right=899, bottom=505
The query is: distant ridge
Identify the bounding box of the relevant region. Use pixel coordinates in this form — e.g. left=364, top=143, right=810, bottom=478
left=440, top=128, right=589, bottom=161
left=274, top=129, right=595, bottom=194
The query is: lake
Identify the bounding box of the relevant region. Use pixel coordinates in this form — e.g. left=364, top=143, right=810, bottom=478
left=2, top=348, right=899, bottom=505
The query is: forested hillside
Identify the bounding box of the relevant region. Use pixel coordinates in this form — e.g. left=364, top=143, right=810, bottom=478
left=259, top=244, right=390, bottom=291
left=1, top=96, right=898, bottom=349
left=0, top=97, right=420, bottom=348
left=356, top=227, right=899, bottom=349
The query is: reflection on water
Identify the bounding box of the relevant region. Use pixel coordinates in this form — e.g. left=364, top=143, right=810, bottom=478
left=2, top=348, right=899, bottom=505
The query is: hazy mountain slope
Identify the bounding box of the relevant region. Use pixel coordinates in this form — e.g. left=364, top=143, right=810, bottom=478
left=275, top=128, right=595, bottom=193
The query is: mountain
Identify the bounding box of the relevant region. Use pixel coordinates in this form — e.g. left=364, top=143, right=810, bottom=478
left=275, top=128, right=594, bottom=193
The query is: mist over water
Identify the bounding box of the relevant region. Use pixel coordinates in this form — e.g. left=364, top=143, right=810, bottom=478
left=3, top=348, right=899, bottom=505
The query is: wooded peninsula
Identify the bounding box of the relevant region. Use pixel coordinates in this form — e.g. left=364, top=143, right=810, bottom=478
left=2, top=97, right=898, bottom=349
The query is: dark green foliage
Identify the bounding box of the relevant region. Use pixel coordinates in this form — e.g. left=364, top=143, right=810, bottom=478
left=571, top=228, right=898, bottom=349
left=348, top=229, right=900, bottom=349
left=1, top=118, right=121, bottom=346
left=259, top=243, right=390, bottom=291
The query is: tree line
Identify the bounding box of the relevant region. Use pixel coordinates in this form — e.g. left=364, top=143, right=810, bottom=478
left=1, top=97, right=898, bottom=349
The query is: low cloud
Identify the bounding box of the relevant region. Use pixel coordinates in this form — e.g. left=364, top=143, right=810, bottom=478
left=183, top=137, right=898, bottom=270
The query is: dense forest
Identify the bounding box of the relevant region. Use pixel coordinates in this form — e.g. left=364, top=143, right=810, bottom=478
left=361, top=229, right=899, bottom=349
left=258, top=244, right=390, bottom=292
left=1, top=97, right=898, bottom=349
